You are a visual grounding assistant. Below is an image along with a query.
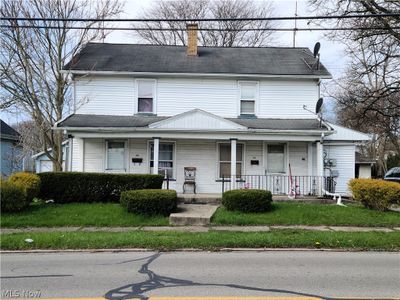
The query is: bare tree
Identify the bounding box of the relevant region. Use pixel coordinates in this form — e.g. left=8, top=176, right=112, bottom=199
left=0, top=0, right=123, bottom=171
left=134, top=0, right=275, bottom=47
left=310, top=0, right=400, bottom=172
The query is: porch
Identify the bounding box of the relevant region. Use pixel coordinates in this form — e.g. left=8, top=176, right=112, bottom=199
left=71, top=136, right=326, bottom=195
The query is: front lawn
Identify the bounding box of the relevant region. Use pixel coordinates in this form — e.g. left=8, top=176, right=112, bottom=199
left=212, top=203, right=400, bottom=227
left=0, top=202, right=169, bottom=228
left=1, top=230, right=399, bottom=251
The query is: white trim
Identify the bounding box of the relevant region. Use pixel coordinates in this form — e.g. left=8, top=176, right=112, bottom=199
left=237, top=81, right=259, bottom=116
left=264, top=142, right=288, bottom=175
left=62, top=69, right=333, bottom=79
left=216, top=141, right=245, bottom=180
left=134, top=78, right=157, bottom=115
left=147, top=140, right=177, bottom=179
left=68, top=131, right=331, bottom=142
left=307, top=142, right=313, bottom=177
left=149, top=108, right=247, bottom=130
left=104, top=139, right=128, bottom=172
left=55, top=126, right=332, bottom=136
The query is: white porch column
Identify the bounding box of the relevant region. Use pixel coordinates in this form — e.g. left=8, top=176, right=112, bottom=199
left=230, top=138, right=237, bottom=189
left=153, top=137, right=160, bottom=175
left=75, top=137, right=84, bottom=172
left=316, top=141, right=324, bottom=196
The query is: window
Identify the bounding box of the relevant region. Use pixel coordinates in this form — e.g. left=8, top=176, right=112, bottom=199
left=107, top=141, right=125, bottom=170
left=239, top=82, right=257, bottom=115
left=150, top=143, right=174, bottom=178
left=137, top=80, right=155, bottom=113
left=267, top=144, right=285, bottom=174
left=219, top=143, right=243, bottom=178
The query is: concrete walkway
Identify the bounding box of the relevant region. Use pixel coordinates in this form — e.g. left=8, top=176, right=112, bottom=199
left=169, top=204, right=219, bottom=225
left=1, top=225, right=399, bottom=234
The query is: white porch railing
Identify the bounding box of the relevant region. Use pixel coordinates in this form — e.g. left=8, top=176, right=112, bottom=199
left=221, top=175, right=336, bottom=196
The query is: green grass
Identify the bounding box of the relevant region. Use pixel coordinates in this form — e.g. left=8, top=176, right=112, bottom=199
left=212, top=203, right=400, bottom=227
left=1, top=230, right=399, bottom=251
left=0, top=202, right=169, bottom=228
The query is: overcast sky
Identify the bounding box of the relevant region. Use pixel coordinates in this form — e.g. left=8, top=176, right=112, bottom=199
left=1, top=0, right=346, bottom=124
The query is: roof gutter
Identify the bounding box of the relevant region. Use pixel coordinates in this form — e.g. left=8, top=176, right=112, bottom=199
left=60, top=69, right=333, bottom=80
left=53, top=126, right=333, bottom=136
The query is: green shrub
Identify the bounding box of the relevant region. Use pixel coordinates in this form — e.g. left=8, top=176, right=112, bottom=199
left=120, top=189, right=177, bottom=216
left=38, top=172, right=164, bottom=203
left=0, top=180, right=29, bottom=212
left=222, top=189, right=273, bottom=212
left=349, top=178, right=400, bottom=211
left=8, top=172, right=41, bottom=202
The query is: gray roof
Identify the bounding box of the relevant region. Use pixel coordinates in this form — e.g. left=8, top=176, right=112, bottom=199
left=58, top=114, right=329, bottom=131
left=1, top=119, right=20, bottom=140
left=227, top=117, right=326, bottom=130
left=65, top=43, right=331, bottom=77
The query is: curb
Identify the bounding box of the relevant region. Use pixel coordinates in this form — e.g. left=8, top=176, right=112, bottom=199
left=2, top=248, right=400, bottom=254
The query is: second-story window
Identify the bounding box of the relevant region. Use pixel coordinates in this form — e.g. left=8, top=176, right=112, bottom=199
left=239, top=82, right=258, bottom=115
left=137, top=80, right=155, bottom=113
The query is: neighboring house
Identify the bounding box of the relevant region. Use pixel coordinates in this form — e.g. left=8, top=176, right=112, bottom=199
left=32, top=141, right=69, bottom=173
left=1, top=119, right=23, bottom=177
left=56, top=25, right=369, bottom=195
left=355, top=151, right=375, bottom=179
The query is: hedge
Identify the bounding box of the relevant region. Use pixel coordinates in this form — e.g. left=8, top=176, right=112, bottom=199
left=349, top=178, right=400, bottom=211
left=1, top=180, right=29, bottom=212
left=222, top=189, right=273, bottom=212
left=38, top=172, right=164, bottom=203
left=8, top=172, right=41, bottom=202
left=120, top=189, right=177, bottom=216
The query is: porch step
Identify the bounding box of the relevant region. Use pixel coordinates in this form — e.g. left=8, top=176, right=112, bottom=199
left=177, top=193, right=222, bottom=204
left=169, top=204, right=219, bottom=226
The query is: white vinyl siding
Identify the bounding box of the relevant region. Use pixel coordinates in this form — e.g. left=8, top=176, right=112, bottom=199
left=84, top=139, right=104, bottom=172
left=324, top=144, right=355, bottom=195
left=156, top=78, right=238, bottom=117
left=74, top=76, right=319, bottom=118
left=288, top=142, right=308, bottom=175
left=259, top=80, right=319, bottom=118
left=75, top=76, right=134, bottom=115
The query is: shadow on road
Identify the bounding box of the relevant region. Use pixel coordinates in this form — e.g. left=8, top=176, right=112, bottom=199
left=104, top=252, right=330, bottom=300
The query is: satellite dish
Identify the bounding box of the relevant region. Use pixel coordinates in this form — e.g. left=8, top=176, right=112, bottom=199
left=313, top=42, right=321, bottom=58
left=316, top=97, right=323, bottom=114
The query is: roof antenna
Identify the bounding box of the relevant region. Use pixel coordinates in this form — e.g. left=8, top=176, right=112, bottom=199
left=303, top=97, right=324, bottom=128
left=292, top=0, right=298, bottom=48
left=312, top=42, right=321, bottom=70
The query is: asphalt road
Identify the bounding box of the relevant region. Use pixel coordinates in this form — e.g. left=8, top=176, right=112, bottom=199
left=1, top=251, right=399, bottom=299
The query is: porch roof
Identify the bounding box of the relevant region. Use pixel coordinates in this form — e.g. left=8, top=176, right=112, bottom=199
left=57, top=114, right=331, bottom=132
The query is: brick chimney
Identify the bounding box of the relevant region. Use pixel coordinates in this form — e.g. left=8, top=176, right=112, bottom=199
left=186, top=23, right=198, bottom=56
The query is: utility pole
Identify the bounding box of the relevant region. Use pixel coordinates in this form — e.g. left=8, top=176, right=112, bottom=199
left=293, top=0, right=298, bottom=47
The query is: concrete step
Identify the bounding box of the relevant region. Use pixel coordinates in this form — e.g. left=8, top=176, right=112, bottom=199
left=177, top=193, right=222, bottom=204
left=169, top=204, right=219, bottom=226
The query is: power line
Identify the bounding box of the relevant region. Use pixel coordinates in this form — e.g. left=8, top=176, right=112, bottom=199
left=1, top=25, right=399, bottom=32
left=1, top=13, right=400, bottom=23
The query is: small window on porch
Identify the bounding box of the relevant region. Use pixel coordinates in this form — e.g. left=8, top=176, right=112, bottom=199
left=267, top=144, right=285, bottom=174
left=150, top=143, right=174, bottom=178
left=219, top=143, right=243, bottom=178
left=106, top=141, right=125, bottom=170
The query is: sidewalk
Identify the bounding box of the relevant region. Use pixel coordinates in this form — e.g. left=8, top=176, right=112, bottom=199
left=2, top=225, right=399, bottom=234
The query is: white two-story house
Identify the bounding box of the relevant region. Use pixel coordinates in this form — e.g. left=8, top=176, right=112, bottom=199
left=57, top=25, right=369, bottom=196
